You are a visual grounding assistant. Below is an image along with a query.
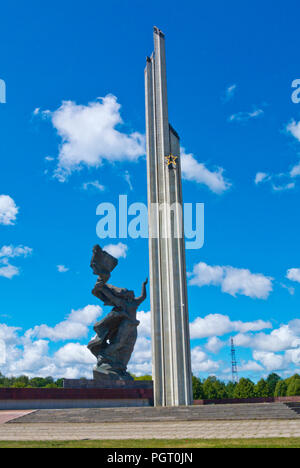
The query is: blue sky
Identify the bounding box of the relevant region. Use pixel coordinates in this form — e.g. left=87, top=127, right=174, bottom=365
left=0, top=0, right=300, bottom=381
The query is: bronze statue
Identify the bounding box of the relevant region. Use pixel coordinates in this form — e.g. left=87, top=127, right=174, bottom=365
left=88, top=245, right=147, bottom=381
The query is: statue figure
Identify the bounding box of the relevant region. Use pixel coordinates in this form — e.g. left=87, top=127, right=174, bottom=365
left=87, top=245, right=147, bottom=381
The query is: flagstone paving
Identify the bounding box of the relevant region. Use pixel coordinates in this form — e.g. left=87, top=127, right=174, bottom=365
left=0, top=411, right=35, bottom=424
left=0, top=419, right=300, bottom=440
left=1, top=404, right=300, bottom=440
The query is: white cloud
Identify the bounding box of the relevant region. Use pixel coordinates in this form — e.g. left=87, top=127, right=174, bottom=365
left=252, top=351, right=286, bottom=372
left=205, top=336, right=225, bottom=353
left=54, top=343, right=95, bottom=366
left=82, top=180, right=105, bottom=191
left=1, top=307, right=300, bottom=379
left=0, top=263, right=20, bottom=279
left=289, top=319, right=300, bottom=334
left=255, top=171, right=298, bottom=193
left=29, top=305, right=102, bottom=342
left=221, top=267, right=273, bottom=298
left=287, top=119, right=300, bottom=142
left=124, top=170, right=133, bottom=191
left=0, top=308, right=153, bottom=379
left=228, top=320, right=300, bottom=372
left=255, top=172, right=270, bottom=185
left=8, top=339, right=50, bottom=375
left=191, top=346, right=220, bottom=373
left=234, top=325, right=300, bottom=353
left=189, top=263, right=224, bottom=287
left=181, top=148, right=231, bottom=194
left=0, top=245, right=32, bottom=258
left=254, top=172, right=296, bottom=192
left=0, top=195, right=19, bottom=225
left=127, top=311, right=152, bottom=376
left=103, top=242, right=128, bottom=259
left=281, top=283, right=295, bottom=295
left=130, top=337, right=152, bottom=365
left=272, top=182, right=295, bottom=192
left=228, top=108, right=264, bottom=123
left=0, top=323, right=96, bottom=379
left=0, top=245, right=33, bottom=279
left=57, top=265, right=69, bottom=273
left=290, top=162, right=300, bottom=178
left=256, top=121, right=300, bottom=192
left=0, top=323, right=20, bottom=344
left=222, top=84, right=237, bottom=103
left=0, top=339, right=5, bottom=365
left=286, top=268, right=300, bottom=284
left=239, top=360, right=264, bottom=372
left=190, top=313, right=272, bottom=339
left=189, top=262, right=273, bottom=299
left=40, top=95, right=145, bottom=181
left=136, top=311, right=151, bottom=338
left=285, top=348, right=300, bottom=366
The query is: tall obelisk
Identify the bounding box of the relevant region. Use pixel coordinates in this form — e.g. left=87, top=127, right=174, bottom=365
left=145, top=27, right=193, bottom=406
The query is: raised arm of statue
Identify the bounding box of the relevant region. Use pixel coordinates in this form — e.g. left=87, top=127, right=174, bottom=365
left=135, top=278, right=148, bottom=306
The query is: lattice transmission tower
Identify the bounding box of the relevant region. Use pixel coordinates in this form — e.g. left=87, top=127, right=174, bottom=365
left=231, top=337, right=239, bottom=383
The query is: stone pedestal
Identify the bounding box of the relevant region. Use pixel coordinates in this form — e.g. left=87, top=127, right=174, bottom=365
left=0, top=386, right=154, bottom=409
left=63, top=378, right=153, bottom=390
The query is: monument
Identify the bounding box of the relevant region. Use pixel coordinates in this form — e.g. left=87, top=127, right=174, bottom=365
left=63, top=245, right=153, bottom=405
left=145, top=27, right=193, bottom=406
left=88, top=245, right=148, bottom=381
left=64, top=28, right=192, bottom=408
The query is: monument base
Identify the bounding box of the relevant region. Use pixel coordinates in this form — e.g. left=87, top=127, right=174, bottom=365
left=63, top=378, right=153, bottom=390
left=0, top=385, right=154, bottom=410
left=93, top=368, right=134, bottom=382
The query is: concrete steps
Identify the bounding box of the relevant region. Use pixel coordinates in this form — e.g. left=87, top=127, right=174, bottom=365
left=9, top=403, right=300, bottom=424
left=285, top=403, right=300, bottom=415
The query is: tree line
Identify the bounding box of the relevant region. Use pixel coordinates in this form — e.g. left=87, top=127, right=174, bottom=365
left=134, top=373, right=300, bottom=399
left=1, top=372, right=300, bottom=399
left=0, top=374, right=63, bottom=388
left=192, top=373, right=300, bottom=400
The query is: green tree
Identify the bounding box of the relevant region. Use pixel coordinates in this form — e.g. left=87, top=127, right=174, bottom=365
left=192, top=376, right=204, bottom=400
left=233, top=378, right=255, bottom=399
left=254, top=378, right=272, bottom=398
left=226, top=381, right=237, bottom=399
left=55, top=378, right=64, bottom=388
left=274, top=380, right=288, bottom=397
left=203, top=376, right=227, bottom=400
left=287, top=376, right=300, bottom=396
left=285, top=373, right=300, bottom=387
left=12, top=381, right=27, bottom=388
left=203, top=377, right=218, bottom=399
left=13, top=375, right=30, bottom=387
left=133, top=375, right=152, bottom=381
left=0, top=374, right=12, bottom=387
left=213, top=380, right=227, bottom=399
left=266, top=373, right=281, bottom=395
left=43, top=376, right=55, bottom=386
left=30, top=377, right=49, bottom=388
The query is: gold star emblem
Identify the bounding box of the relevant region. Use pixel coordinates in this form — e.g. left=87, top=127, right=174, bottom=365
left=165, top=154, right=178, bottom=168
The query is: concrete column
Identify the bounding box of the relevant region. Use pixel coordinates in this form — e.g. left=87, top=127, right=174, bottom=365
left=145, top=27, right=193, bottom=406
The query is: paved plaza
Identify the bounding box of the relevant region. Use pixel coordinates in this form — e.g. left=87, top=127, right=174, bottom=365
left=0, top=419, right=300, bottom=440
left=0, top=411, right=35, bottom=425
left=0, top=404, right=300, bottom=440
